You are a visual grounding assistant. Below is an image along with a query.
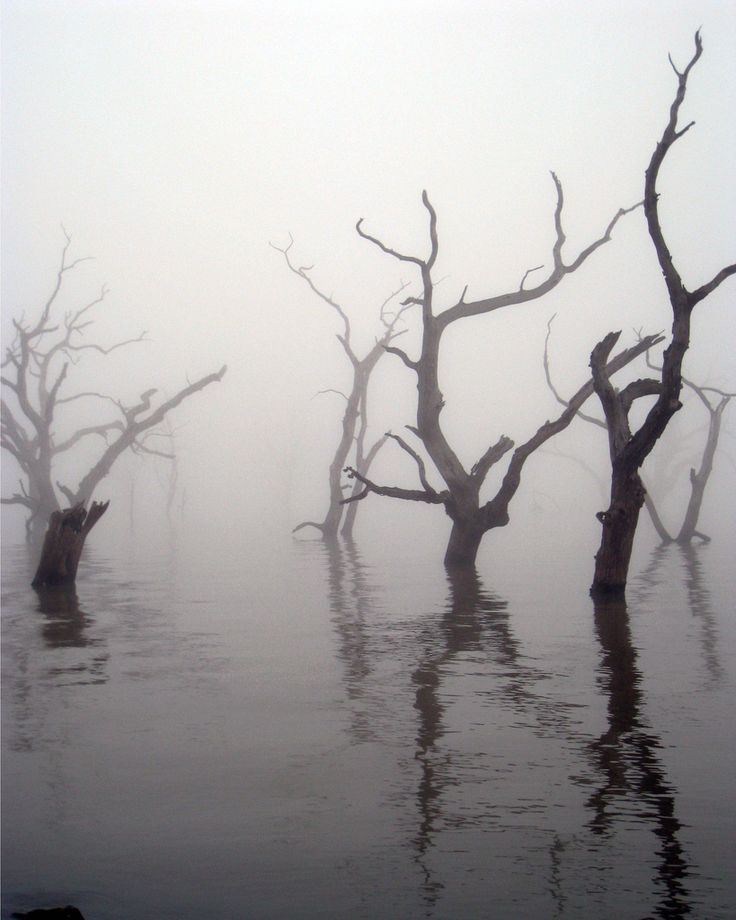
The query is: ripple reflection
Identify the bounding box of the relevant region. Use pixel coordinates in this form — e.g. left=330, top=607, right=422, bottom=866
left=589, top=591, right=692, bottom=919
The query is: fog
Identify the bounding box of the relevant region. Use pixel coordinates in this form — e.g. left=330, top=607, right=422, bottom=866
left=2, top=0, right=735, bottom=560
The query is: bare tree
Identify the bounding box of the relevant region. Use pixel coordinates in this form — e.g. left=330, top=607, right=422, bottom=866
left=342, top=179, right=644, bottom=567
left=1, top=231, right=227, bottom=544
left=589, top=32, right=735, bottom=595
left=31, top=501, right=110, bottom=587
left=642, top=346, right=734, bottom=544
left=544, top=319, right=733, bottom=545
left=271, top=235, right=412, bottom=540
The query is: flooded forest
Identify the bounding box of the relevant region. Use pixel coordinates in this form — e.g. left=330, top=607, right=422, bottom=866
left=2, top=3, right=734, bottom=919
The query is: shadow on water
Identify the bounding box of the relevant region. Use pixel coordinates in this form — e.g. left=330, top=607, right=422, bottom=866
left=588, top=558, right=693, bottom=919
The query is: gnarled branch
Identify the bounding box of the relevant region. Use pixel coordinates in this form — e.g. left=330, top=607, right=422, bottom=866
left=385, top=430, right=438, bottom=495
left=341, top=465, right=449, bottom=506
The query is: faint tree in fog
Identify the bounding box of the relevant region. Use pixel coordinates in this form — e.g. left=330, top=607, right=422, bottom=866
left=544, top=318, right=734, bottom=545
left=271, top=235, right=413, bottom=540
left=1, top=230, right=227, bottom=541
left=589, top=32, right=735, bottom=595
left=640, top=344, right=734, bottom=544
left=342, top=182, right=645, bottom=567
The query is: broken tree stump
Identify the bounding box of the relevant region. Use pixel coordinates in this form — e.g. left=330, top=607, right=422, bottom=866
left=31, top=501, right=110, bottom=588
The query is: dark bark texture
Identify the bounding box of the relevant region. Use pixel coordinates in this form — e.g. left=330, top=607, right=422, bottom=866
left=31, top=501, right=109, bottom=587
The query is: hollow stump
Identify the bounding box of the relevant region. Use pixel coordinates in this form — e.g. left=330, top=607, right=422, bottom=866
left=31, top=501, right=109, bottom=588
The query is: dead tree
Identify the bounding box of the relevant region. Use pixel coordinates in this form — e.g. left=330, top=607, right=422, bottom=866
left=544, top=318, right=733, bottom=545
left=589, top=32, right=735, bottom=595
left=272, top=235, right=411, bottom=540
left=643, top=346, right=734, bottom=544
left=341, top=179, right=643, bottom=567
left=1, top=230, right=227, bottom=543
left=31, top=501, right=110, bottom=587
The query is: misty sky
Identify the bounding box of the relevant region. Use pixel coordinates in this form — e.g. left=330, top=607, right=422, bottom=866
left=2, top=0, right=734, bottom=549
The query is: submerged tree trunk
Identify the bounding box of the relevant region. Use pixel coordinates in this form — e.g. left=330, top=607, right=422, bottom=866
left=592, top=467, right=646, bottom=596
left=444, top=517, right=485, bottom=568
left=340, top=430, right=387, bottom=540
left=677, top=474, right=709, bottom=544
left=31, top=501, right=109, bottom=588
left=675, top=396, right=728, bottom=544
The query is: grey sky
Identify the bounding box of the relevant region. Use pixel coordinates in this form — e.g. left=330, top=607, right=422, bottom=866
left=2, top=0, right=734, bottom=546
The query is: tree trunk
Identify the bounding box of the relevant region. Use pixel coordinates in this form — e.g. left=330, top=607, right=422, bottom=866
left=642, top=488, right=674, bottom=544
left=676, top=471, right=708, bottom=544
left=676, top=400, right=725, bottom=544
left=444, top=517, right=484, bottom=568
left=591, top=468, right=646, bottom=596
left=31, top=501, right=109, bottom=588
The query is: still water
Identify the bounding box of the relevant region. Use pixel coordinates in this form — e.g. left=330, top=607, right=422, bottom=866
left=2, top=527, right=734, bottom=919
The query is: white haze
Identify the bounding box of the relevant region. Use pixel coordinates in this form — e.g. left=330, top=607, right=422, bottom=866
left=1, top=0, right=735, bottom=560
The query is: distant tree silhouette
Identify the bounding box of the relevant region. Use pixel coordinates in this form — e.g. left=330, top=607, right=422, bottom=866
left=272, top=235, right=412, bottom=540
left=1, top=230, right=226, bottom=548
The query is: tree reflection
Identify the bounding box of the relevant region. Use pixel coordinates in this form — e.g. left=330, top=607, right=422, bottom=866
left=34, top=576, right=109, bottom=686
left=321, top=538, right=378, bottom=742
left=678, top=544, right=723, bottom=685
left=588, top=592, right=692, bottom=918
left=411, top=566, right=516, bottom=905
left=633, top=542, right=723, bottom=685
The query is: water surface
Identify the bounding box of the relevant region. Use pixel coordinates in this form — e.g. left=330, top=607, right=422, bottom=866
left=2, top=529, right=734, bottom=919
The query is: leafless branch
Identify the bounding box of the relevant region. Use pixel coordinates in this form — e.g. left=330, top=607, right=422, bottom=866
left=55, top=390, right=122, bottom=408
left=131, top=440, right=176, bottom=460
left=519, top=265, right=545, bottom=291
left=355, top=220, right=425, bottom=269
left=543, top=314, right=607, bottom=428
left=56, top=482, right=76, bottom=505
left=70, top=366, right=226, bottom=503
left=341, top=465, right=448, bottom=505
left=470, top=435, right=515, bottom=486
left=270, top=234, right=352, bottom=345
left=689, top=265, right=736, bottom=306
left=385, top=430, right=438, bottom=495
left=382, top=344, right=418, bottom=370
left=315, top=388, right=349, bottom=402
left=437, top=173, right=642, bottom=329
left=643, top=29, right=731, bottom=312
left=484, top=330, right=664, bottom=526
left=53, top=421, right=125, bottom=453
